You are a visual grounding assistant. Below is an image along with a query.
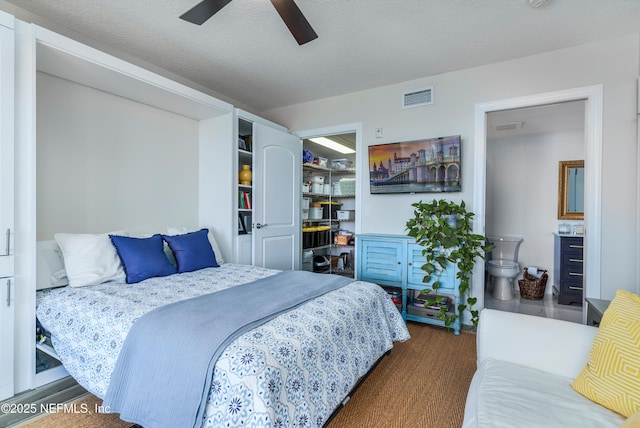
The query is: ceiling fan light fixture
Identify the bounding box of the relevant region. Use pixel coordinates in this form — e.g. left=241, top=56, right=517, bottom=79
left=180, top=0, right=317, bottom=45
left=270, top=0, right=318, bottom=45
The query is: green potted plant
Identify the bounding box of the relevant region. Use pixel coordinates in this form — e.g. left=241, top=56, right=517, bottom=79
left=405, top=199, right=492, bottom=328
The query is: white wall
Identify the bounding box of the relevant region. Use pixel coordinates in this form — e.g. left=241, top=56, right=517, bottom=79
left=36, top=72, right=200, bottom=239
left=262, top=34, right=640, bottom=300
left=486, top=128, right=584, bottom=290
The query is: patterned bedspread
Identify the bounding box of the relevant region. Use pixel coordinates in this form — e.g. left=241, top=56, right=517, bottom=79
left=36, top=264, right=410, bottom=427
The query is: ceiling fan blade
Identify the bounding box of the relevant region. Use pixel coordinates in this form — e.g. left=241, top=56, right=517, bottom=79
left=270, top=0, right=318, bottom=45
left=180, top=0, right=233, bottom=25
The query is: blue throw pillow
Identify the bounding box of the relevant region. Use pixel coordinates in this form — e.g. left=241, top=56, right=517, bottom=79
left=109, top=234, right=177, bottom=283
left=162, top=228, right=219, bottom=273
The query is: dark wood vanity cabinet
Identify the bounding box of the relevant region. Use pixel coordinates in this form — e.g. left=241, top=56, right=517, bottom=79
left=553, top=234, right=584, bottom=305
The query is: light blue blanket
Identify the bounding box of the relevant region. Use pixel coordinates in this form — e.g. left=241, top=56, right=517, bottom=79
left=103, top=270, right=353, bottom=428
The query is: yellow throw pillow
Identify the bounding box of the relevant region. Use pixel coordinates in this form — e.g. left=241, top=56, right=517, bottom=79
left=572, top=290, right=640, bottom=417
left=621, top=408, right=640, bottom=428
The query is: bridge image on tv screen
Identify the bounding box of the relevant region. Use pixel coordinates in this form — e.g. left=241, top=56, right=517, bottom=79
left=368, top=135, right=461, bottom=194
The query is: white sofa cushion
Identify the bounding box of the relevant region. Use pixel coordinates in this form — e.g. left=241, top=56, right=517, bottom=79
left=477, top=309, right=598, bottom=379
left=464, top=358, right=624, bottom=428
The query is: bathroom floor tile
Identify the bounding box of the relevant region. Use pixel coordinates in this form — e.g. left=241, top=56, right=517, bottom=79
left=484, top=286, right=583, bottom=323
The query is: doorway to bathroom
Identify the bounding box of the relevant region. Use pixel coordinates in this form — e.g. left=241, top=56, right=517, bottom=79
left=484, top=100, right=585, bottom=323
left=472, top=85, right=603, bottom=325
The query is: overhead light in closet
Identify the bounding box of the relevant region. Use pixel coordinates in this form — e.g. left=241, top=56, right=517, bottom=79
left=309, top=137, right=355, bottom=154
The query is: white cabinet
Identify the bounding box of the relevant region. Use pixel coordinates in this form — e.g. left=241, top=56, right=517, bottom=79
left=12, top=20, right=233, bottom=397
left=200, top=110, right=301, bottom=270
left=0, top=11, right=14, bottom=401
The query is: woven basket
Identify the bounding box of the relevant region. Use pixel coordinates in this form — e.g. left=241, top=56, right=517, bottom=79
left=518, top=267, right=548, bottom=300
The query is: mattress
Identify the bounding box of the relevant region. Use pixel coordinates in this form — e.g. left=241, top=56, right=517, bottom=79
left=37, top=263, right=410, bottom=426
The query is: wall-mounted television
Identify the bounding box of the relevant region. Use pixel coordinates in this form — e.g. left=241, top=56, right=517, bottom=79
left=368, top=135, right=461, bottom=194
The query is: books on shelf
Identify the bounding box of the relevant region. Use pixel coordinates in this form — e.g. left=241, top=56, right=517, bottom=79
left=239, top=190, right=251, bottom=209
left=238, top=135, right=252, bottom=152
left=414, top=293, right=449, bottom=310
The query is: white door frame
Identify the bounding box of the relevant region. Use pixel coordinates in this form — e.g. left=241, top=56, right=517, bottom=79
left=473, top=85, right=603, bottom=321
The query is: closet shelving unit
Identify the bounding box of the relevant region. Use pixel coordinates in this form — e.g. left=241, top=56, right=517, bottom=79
left=302, top=162, right=356, bottom=277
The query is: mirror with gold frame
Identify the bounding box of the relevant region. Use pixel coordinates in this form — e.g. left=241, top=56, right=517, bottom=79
left=558, top=160, right=584, bottom=220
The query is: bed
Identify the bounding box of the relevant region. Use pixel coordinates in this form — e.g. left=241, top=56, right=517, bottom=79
left=35, top=229, right=410, bottom=427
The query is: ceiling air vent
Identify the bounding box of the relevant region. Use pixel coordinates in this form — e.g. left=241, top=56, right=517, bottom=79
left=402, top=87, right=434, bottom=109
left=495, top=121, right=525, bottom=131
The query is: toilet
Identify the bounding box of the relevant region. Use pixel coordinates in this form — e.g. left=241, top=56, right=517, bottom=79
left=486, top=235, right=524, bottom=300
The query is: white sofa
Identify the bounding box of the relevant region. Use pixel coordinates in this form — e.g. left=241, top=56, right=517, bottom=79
left=462, top=309, right=625, bottom=427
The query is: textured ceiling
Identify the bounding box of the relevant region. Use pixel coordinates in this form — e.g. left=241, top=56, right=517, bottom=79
left=2, top=0, right=640, bottom=113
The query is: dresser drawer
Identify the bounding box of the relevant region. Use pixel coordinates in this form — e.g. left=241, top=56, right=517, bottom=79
left=561, top=265, right=583, bottom=282
left=561, top=280, right=584, bottom=294
left=561, top=237, right=584, bottom=254
left=562, top=252, right=583, bottom=267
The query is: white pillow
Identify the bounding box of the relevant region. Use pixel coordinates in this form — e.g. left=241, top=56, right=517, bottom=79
left=166, top=227, right=224, bottom=264
left=54, top=231, right=128, bottom=287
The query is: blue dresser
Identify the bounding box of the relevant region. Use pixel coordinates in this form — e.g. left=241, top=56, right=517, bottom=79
left=356, top=234, right=461, bottom=335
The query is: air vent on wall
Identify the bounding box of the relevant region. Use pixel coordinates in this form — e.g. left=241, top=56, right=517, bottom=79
left=402, top=87, right=434, bottom=109
left=495, top=121, right=525, bottom=131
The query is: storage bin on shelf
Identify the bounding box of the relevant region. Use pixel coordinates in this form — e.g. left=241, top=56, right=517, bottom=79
left=335, top=233, right=353, bottom=246
left=313, top=157, right=328, bottom=168
left=315, top=226, right=331, bottom=246
left=308, top=207, right=323, bottom=220
left=331, top=182, right=342, bottom=196
left=407, top=291, right=451, bottom=318
left=339, top=178, right=356, bottom=195
left=302, top=226, right=317, bottom=249
left=336, top=210, right=354, bottom=221
left=308, top=175, right=324, bottom=194
left=303, top=226, right=331, bottom=249
left=318, top=201, right=341, bottom=219
left=331, top=158, right=353, bottom=170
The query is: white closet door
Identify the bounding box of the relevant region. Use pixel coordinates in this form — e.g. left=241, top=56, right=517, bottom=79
left=0, top=13, right=15, bottom=401
left=252, top=123, right=301, bottom=270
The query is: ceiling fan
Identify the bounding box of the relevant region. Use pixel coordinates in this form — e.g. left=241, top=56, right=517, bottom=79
left=180, top=0, right=318, bottom=45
